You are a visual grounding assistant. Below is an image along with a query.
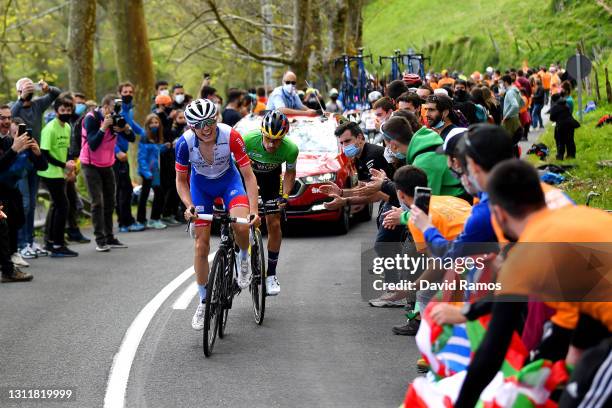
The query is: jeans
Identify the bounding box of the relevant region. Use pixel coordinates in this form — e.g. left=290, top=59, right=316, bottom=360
left=531, top=103, right=544, bottom=128
left=137, top=178, right=164, bottom=223
left=113, top=160, right=135, bottom=227
left=374, top=201, right=407, bottom=285
left=17, top=167, right=39, bottom=249
left=40, top=177, right=68, bottom=246
left=0, top=219, right=13, bottom=276
left=66, top=179, right=80, bottom=230
left=82, top=164, right=116, bottom=245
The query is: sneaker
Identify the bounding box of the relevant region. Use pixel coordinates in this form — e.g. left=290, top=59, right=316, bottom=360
left=192, top=301, right=205, bottom=330
left=19, top=244, right=37, bottom=259
left=107, top=237, right=128, bottom=248
left=11, top=252, right=29, bottom=267
left=31, top=242, right=49, bottom=257
left=416, top=357, right=429, bottom=373
left=265, top=276, right=280, bottom=296
left=50, top=246, right=79, bottom=258
left=237, top=254, right=252, bottom=289
left=161, top=216, right=181, bottom=226
left=1, top=267, right=33, bottom=282
left=96, top=243, right=111, bottom=252
left=66, top=230, right=91, bottom=243
left=368, top=295, right=405, bottom=308
left=392, top=319, right=421, bottom=336
left=118, top=226, right=129, bottom=233
left=128, top=222, right=145, bottom=232
left=147, top=220, right=167, bottom=230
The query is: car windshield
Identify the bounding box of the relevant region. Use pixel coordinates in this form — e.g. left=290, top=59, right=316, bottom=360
left=286, top=118, right=339, bottom=154
left=235, top=115, right=339, bottom=154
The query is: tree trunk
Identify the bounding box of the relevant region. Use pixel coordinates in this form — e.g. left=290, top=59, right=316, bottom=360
left=108, top=0, right=155, bottom=124
left=290, top=0, right=310, bottom=85
left=66, top=0, right=97, bottom=99
left=308, top=0, right=325, bottom=89
left=345, top=0, right=363, bottom=54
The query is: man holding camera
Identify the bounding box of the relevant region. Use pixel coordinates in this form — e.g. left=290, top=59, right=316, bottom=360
left=80, top=94, right=134, bottom=252
left=11, top=77, right=61, bottom=259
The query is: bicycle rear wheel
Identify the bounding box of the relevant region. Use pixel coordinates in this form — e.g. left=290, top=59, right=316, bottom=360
left=250, top=228, right=266, bottom=325
left=203, top=248, right=225, bottom=357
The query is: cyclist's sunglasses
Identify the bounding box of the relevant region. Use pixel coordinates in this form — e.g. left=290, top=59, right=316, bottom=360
left=191, top=118, right=217, bottom=129
left=284, top=81, right=297, bottom=85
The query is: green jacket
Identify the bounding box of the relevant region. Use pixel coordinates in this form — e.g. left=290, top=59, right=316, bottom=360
left=406, top=127, right=465, bottom=197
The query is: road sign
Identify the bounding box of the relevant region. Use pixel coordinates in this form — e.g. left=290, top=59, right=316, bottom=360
left=566, top=54, right=592, bottom=80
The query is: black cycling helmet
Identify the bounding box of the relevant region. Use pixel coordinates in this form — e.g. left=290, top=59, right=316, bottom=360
left=261, top=110, right=290, bottom=140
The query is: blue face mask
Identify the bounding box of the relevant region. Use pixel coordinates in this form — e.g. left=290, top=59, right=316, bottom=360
left=394, top=151, right=406, bottom=160
left=150, top=126, right=159, bottom=134
left=432, top=120, right=445, bottom=129
left=75, top=103, right=86, bottom=116
left=400, top=201, right=410, bottom=212
left=343, top=143, right=360, bottom=158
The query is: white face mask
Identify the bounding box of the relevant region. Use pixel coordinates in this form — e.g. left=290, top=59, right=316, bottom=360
left=174, top=94, right=185, bottom=104
left=160, top=89, right=170, bottom=96
left=282, top=84, right=295, bottom=95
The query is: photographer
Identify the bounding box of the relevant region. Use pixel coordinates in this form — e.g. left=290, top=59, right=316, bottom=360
left=11, top=78, right=61, bottom=259
left=0, top=111, right=48, bottom=281
left=115, top=82, right=145, bottom=233
left=80, top=94, right=133, bottom=252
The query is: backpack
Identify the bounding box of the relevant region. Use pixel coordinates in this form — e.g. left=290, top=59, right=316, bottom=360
left=473, top=104, right=489, bottom=123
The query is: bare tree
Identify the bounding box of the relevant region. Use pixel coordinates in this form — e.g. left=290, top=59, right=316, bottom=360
left=66, top=0, right=97, bottom=99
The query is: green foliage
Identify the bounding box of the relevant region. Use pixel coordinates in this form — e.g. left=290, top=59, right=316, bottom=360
left=363, top=0, right=611, bottom=74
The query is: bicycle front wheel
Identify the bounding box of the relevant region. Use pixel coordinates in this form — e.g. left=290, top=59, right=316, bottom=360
left=250, top=228, right=266, bottom=325
left=203, top=248, right=226, bottom=357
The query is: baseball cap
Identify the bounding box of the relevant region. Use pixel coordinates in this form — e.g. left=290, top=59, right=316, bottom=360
left=436, top=127, right=467, bottom=155
left=155, top=94, right=172, bottom=105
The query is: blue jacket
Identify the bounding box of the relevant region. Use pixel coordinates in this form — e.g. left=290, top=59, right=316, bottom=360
left=115, top=102, right=144, bottom=154
left=137, top=138, right=167, bottom=187
left=423, top=192, right=498, bottom=258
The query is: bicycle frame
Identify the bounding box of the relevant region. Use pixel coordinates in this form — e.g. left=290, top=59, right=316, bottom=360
left=334, top=48, right=373, bottom=111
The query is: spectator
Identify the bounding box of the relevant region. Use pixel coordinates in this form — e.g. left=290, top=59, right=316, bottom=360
left=561, top=80, right=574, bottom=112
left=538, top=66, right=552, bottom=105
left=550, top=93, right=580, bottom=160
left=266, top=71, right=317, bottom=115
left=151, top=80, right=169, bottom=111
left=221, top=88, right=244, bottom=127
left=80, top=94, right=132, bottom=252
left=499, top=74, right=524, bottom=144
left=199, top=85, right=218, bottom=101
left=437, top=69, right=455, bottom=88
left=171, top=83, right=186, bottom=110
left=11, top=77, right=61, bottom=259
left=480, top=86, right=501, bottom=125
left=453, top=79, right=478, bottom=124
left=385, top=79, right=408, bottom=106
left=424, top=94, right=458, bottom=140
left=373, top=96, right=394, bottom=131
left=531, top=79, right=545, bottom=129
left=153, top=94, right=174, bottom=131
left=116, top=82, right=146, bottom=233
left=256, top=86, right=268, bottom=105
left=0, top=111, right=47, bottom=277
left=397, top=92, right=423, bottom=123
left=516, top=69, right=532, bottom=96
left=37, top=97, right=78, bottom=257
left=303, top=88, right=322, bottom=111
left=137, top=114, right=169, bottom=230
left=325, top=88, right=343, bottom=113
left=159, top=109, right=182, bottom=226
left=250, top=88, right=266, bottom=114
left=381, top=115, right=465, bottom=198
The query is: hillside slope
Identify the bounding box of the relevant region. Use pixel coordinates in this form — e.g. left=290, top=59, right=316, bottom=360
left=363, top=0, right=611, bottom=73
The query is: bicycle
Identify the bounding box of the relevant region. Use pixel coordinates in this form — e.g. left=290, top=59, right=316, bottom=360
left=379, top=49, right=403, bottom=83
left=192, top=211, right=266, bottom=357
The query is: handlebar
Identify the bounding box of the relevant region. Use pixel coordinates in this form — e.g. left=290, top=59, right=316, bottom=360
left=196, top=213, right=250, bottom=225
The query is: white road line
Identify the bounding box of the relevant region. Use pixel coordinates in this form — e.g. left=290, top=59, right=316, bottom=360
left=104, top=253, right=214, bottom=408
left=172, top=281, right=198, bottom=310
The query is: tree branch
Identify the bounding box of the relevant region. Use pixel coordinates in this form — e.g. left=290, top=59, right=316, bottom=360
left=206, top=0, right=293, bottom=66
left=224, top=14, right=293, bottom=30
left=175, top=35, right=229, bottom=65
left=149, top=8, right=214, bottom=41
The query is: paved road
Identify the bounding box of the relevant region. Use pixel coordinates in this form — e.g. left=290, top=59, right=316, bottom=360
left=0, top=216, right=418, bottom=407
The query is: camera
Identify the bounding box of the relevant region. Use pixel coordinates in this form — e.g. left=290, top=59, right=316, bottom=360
left=112, top=99, right=126, bottom=128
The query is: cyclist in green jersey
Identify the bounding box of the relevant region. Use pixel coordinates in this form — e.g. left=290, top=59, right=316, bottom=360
left=243, top=110, right=298, bottom=296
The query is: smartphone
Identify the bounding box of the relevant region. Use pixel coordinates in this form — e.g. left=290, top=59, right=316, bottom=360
left=25, top=127, right=33, bottom=138
left=18, top=123, right=27, bottom=136
left=414, top=186, right=432, bottom=214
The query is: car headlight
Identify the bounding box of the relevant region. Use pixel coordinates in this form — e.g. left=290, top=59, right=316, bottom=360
left=302, top=172, right=336, bottom=184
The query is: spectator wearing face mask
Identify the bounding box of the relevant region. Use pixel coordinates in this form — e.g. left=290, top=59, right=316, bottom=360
left=171, top=83, right=186, bottom=110
left=11, top=78, right=62, bottom=259
left=137, top=114, right=170, bottom=230
left=221, top=88, right=245, bottom=127
left=151, top=80, right=169, bottom=111
left=325, top=88, right=343, bottom=113
left=266, top=71, right=317, bottom=116
left=115, top=82, right=145, bottom=233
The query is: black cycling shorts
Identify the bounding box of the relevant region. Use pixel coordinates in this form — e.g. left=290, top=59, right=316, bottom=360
left=255, top=169, right=282, bottom=215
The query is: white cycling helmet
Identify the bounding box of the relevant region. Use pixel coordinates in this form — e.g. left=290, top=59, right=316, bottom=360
left=368, top=91, right=382, bottom=104
left=184, top=98, right=217, bottom=126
